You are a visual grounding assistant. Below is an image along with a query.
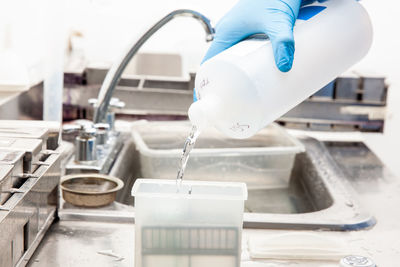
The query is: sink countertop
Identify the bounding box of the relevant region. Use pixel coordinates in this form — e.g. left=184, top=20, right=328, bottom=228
left=28, top=132, right=400, bottom=267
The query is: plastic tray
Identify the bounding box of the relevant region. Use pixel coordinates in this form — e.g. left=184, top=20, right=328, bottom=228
left=131, top=121, right=304, bottom=189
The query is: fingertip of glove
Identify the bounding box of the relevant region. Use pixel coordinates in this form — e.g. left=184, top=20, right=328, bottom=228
left=276, top=42, right=295, bottom=72
left=277, top=59, right=293, bottom=72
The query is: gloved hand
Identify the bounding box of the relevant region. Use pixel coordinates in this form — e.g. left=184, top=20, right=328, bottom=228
left=202, top=0, right=302, bottom=72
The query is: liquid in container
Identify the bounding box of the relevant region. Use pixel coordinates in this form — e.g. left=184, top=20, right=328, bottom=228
left=189, top=0, right=373, bottom=139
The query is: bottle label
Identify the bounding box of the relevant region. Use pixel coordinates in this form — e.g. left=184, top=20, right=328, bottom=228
left=197, top=77, right=209, bottom=100
left=230, top=123, right=250, bottom=133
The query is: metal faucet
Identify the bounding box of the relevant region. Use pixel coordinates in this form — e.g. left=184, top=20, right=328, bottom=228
left=92, top=9, right=215, bottom=124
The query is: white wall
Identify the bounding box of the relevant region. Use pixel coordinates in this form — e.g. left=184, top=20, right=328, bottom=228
left=354, top=0, right=400, bottom=176
left=65, top=0, right=233, bottom=72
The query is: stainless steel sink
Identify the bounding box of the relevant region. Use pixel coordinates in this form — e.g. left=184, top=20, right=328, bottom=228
left=106, top=128, right=375, bottom=231
left=243, top=137, right=375, bottom=230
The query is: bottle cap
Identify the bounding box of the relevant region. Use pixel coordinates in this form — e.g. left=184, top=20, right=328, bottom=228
left=340, top=255, right=376, bottom=267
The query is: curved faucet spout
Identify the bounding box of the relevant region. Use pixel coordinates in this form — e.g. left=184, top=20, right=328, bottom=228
left=93, top=9, right=215, bottom=124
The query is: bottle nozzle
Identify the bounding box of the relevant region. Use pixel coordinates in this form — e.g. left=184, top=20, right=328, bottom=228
left=188, top=99, right=208, bottom=131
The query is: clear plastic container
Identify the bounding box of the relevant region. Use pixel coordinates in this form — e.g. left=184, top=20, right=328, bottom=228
left=131, top=178, right=248, bottom=267
left=131, top=121, right=304, bottom=189
left=189, top=0, right=373, bottom=139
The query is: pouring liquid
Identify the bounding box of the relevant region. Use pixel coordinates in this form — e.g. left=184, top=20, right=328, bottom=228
left=176, top=125, right=200, bottom=192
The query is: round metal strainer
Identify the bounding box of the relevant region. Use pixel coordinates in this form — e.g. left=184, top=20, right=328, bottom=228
left=61, top=173, right=124, bottom=207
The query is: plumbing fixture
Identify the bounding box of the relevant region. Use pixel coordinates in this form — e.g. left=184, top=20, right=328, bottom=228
left=63, top=124, right=97, bottom=162
left=92, top=9, right=214, bottom=124
left=94, top=123, right=110, bottom=146
left=63, top=122, right=124, bottom=174
left=75, top=126, right=97, bottom=162
left=89, top=98, right=125, bottom=132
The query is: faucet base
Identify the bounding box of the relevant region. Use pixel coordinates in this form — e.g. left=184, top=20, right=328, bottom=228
left=65, top=132, right=124, bottom=174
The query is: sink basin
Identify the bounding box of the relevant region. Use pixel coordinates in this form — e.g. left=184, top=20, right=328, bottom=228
left=108, top=122, right=375, bottom=231
left=243, top=147, right=333, bottom=215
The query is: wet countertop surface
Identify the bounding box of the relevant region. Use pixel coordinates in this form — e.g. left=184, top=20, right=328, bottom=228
left=28, top=133, right=400, bottom=267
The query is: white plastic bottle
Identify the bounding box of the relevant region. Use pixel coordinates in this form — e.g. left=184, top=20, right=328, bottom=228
left=189, top=0, right=373, bottom=139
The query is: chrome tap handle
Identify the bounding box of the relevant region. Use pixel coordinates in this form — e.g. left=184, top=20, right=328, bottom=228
left=109, top=98, right=125, bottom=110
left=75, top=125, right=97, bottom=162
left=63, top=121, right=98, bottom=162
left=88, top=98, right=98, bottom=108
left=89, top=97, right=122, bottom=108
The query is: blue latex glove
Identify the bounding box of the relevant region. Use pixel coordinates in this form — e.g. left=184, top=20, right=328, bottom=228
left=202, top=0, right=302, bottom=72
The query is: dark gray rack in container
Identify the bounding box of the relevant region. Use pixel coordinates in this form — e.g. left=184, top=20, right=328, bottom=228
left=141, top=226, right=239, bottom=267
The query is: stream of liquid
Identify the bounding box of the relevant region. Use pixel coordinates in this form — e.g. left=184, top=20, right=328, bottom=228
left=176, top=125, right=200, bottom=192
